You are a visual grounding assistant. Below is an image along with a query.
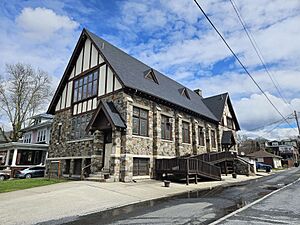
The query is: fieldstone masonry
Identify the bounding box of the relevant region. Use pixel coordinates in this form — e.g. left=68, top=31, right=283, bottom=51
left=47, top=90, right=238, bottom=182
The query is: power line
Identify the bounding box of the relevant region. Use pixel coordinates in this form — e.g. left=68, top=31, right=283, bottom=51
left=229, top=0, right=293, bottom=111
left=248, top=113, right=294, bottom=131
left=193, top=0, right=294, bottom=129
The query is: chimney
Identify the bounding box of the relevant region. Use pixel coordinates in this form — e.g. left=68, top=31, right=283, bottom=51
left=194, top=89, right=202, bottom=97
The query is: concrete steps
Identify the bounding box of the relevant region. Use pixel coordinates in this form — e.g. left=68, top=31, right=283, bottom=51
left=84, top=171, right=110, bottom=182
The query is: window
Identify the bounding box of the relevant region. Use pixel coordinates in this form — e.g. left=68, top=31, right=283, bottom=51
left=227, top=117, right=234, bottom=129
left=37, top=129, right=47, bottom=143
left=161, top=115, right=172, bottom=140
left=70, top=112, right=93, bottom=140
left=132, top=107, right=148, bottom=136
left=182, top=121, right=190, bottom=143
left=211, top=130, right=216, bottom=148
left=73, top=70, right=98, bottom=102
left=198, top=126, right=205, bottom=146
left=23, top=133, right=32, bottom=143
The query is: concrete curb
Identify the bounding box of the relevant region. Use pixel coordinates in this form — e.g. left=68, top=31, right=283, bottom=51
left=209, top=177, right=300, bottom=225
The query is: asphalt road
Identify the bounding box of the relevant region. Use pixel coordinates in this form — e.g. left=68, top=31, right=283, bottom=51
left=64, top=167, right=300, bottom=225
left=217, top=176, right=300, bottom=225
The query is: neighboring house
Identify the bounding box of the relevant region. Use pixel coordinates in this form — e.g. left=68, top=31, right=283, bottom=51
left=0, top=114, right=53, bottom=176
left=247, top=150, right=282, bottom=169
left=265, top=139, right=299, bottom=167
left=46, top=28, right=240, bottom=182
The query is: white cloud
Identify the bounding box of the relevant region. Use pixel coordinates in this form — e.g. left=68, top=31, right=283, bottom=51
left=0, top=6, right=80, bottom=129
left=112, top=0, right=300, bottom=137
left=16, top=7, right=78, bottom=42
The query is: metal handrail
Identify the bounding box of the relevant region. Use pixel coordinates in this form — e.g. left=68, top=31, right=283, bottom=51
left=81, top=160, right=98, bottom=180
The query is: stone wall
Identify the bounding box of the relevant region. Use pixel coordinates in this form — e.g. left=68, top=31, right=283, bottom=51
left=48, top=89, right=230, bottom=182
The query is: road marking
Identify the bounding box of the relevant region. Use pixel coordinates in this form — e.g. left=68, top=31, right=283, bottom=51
left=209, top=177, right=300, bottom=225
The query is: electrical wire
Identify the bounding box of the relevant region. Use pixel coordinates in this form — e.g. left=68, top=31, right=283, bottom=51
left=229, top=0, right=294, bottom=111
left=193, top=0, right=294, bottom=129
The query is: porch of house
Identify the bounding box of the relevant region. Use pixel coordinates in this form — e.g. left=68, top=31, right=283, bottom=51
left=0, top=142, right=48, bottom=177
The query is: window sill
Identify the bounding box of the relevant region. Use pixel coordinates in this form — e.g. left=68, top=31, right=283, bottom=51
left=132, top=135, right=152, bottom=140
left=182, top=142, right=191, bottom=145
left=161, top=139, right=174, bottom=143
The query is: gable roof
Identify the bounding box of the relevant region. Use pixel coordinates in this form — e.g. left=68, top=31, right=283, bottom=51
left=47, top=28, right=239, bottom=122
left=85, top=29, right=218, bottom=122
left=247, top=150, right=282, bottom=159
left=203, top=93, right=240, bottom=130
left=86, top=100, right=126, bottom=131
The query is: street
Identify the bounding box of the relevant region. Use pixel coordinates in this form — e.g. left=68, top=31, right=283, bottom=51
left=64, top=168, right=300, bottom=225
left=217, top=177, right=300, bottom=224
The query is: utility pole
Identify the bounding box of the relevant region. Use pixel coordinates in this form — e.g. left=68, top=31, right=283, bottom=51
left=294, top=110, right=300, bottom=136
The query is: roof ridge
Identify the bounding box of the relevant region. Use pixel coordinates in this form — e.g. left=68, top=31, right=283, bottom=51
left=85, top=29, right=206, bottom=100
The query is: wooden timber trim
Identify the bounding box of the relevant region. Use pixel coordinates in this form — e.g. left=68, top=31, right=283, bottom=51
left=68, top=63, right=104, bottom=82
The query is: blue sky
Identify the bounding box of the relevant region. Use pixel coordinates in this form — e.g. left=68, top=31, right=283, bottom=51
left=1, top=0, right=300, bottom=139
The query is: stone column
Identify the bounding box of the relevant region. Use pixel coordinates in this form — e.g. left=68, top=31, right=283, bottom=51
left=11, top=149, right=18, bottom=166
left=205, top=124, right=211, bottom=153
left=192, top=119, right=198, bottom=155
left=152, top=104, right=161, bottom=179
left=175, top=113, right=183, bottom=157
left=120, top=95, right=134, bottom=182
left=91, top=130, right=104, bottom=173
left=110, top=129, right=122, bottom=181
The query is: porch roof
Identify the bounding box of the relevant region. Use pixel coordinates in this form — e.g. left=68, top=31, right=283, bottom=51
left=86, top=100, right=126, bottom=131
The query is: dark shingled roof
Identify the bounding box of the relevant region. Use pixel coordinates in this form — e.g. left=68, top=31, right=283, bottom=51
left=203, top=93, right=240, bottom=130
left=247, top=150, right=282, bottom=159
left=87, top=100, right=126, bottom=131
left=85, top=29, right=218, bottom=122
left=102, top=101, right=126, bottom=129
left=221, top=130, right=235, bottom=145
left=203, top=93, right=228, bottom=121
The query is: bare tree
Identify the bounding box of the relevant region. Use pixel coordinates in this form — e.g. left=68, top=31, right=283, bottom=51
left=0, top=63, right=52, bottom=141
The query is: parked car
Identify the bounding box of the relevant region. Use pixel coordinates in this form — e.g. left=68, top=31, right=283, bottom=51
left=15, top=166, right=45, bottom=179
left=0, top=170, right=10, bottom=181
left=256, top=162, right=272, bottom=172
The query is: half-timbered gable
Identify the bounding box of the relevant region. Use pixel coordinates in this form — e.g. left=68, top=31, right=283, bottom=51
left=49, top=31, right=123, bottom=116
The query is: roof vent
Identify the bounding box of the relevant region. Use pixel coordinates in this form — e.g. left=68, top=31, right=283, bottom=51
left=179, top=88, right=190, bottom=100
left=194, top=89, right=202, bottom=97
left=101, top=42, right=105, bottom=49
left=144, top=69, right=159, bottom=84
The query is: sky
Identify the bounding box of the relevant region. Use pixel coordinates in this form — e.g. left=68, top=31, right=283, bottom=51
left=0, top=0, right=300, bottom=140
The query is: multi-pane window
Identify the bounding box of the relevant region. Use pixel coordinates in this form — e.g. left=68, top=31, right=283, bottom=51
left=73, top=70, right=98, bottom=102
left=37, top=129, right=47, bottom=143
left=132, top=107, right=148, bottom=136
left=227, top=117, right=234, bottom=129
left=23, top=133, right=32, bottom=143
left=211, top=130, right=216, bottom=148
left=161, top=115, right=172, bottom=140
left=70, top=113, right=93, bottom=140
left=182, top=121, right=190, bottom=143
left=198, top=126, right=205, bottom=146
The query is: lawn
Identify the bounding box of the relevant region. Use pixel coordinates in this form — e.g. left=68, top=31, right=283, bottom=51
left=0, top=178, right=68, bottom=193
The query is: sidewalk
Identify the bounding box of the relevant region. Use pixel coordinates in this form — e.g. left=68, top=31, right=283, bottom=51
left=0, top=174, right=268, bottom=225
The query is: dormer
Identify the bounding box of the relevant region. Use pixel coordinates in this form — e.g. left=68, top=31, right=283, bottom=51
left=179, top=88, right=190, bottom=100
left=144, top=69, right=159, bottom=84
